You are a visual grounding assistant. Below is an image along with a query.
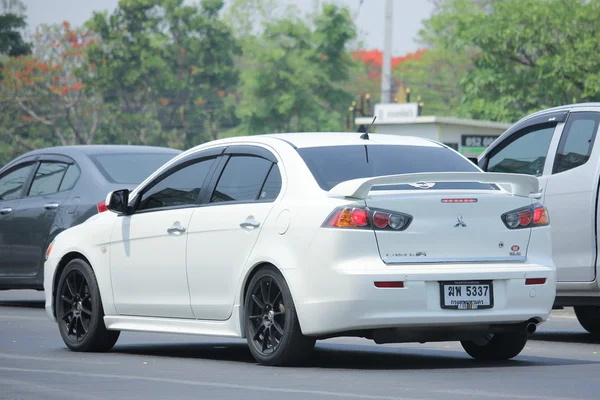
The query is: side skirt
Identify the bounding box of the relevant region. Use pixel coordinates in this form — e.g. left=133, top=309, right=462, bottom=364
left=104, top=305, right=243, bottom=338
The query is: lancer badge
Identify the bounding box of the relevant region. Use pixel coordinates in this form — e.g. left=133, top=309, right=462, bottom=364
left=454, top=214, right=466, bottom=227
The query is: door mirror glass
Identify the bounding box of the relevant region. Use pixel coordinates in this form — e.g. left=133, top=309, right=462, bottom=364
left=106, top=189, right=130, bottom=214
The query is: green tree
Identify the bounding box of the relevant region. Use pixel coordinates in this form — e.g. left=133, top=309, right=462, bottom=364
left=86, top=0, right=239, bottom=148
left=0, top=13, right=30, bottom=57
left=423, top=0, right=600, bottom=122
left=235, top=3, right=356, bottom=134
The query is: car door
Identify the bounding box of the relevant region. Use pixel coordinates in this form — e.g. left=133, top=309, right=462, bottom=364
left=0, top=161, right=37, bottom=277
left=541, top=111, right=600, bottom=282
left=10, top=157, right=75, bottom=277
left=109, top=153, right=221, bottom=318
left=186, top=146, right=283, bottom=320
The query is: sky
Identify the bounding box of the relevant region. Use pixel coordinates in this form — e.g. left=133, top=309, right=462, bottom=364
left=22, top=0, right=435, bottom=56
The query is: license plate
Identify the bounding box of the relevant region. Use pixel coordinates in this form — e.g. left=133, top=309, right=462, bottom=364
left=439, top=280, right=494, bottom=310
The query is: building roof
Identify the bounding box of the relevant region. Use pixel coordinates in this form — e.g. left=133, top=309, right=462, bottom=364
left=355, top=115, right=512, bottom=130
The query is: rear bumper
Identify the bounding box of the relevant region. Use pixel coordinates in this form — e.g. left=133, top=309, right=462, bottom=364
left=284, top=260, right=556, bottom=337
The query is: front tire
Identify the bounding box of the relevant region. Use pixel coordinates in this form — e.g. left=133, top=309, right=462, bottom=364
left=55, top=259, right=120, bottom=352
left=574, top=306, right=600, bottom=336
left=461, top=331, right=528, bottom=361
left=244, top=266, right=315, bottom=366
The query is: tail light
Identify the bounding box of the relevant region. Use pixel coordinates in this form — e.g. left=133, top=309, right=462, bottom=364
left=501, top=203, right=549, bottom=229
left=323, top=207, right=412, bottom=231
left=97, top=200, right=108, bottom=213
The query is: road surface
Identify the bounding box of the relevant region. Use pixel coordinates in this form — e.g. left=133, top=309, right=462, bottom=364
left=1, top=290, right=598, bottom=400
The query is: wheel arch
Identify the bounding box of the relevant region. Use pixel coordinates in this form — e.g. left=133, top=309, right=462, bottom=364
left=51, top=251, right=93, bottom=319
left=238, top=261, right=303, bottom=338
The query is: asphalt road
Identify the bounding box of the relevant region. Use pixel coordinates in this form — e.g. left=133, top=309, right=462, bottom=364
left=1, top=290, right=599, bottom=400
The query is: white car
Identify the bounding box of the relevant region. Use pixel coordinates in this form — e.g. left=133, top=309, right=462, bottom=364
left=44, top=133, right=556, bottom=366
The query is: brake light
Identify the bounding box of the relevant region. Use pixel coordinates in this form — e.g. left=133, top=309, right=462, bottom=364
left=501, top=203, right=549, bottom=229
left=324, top=207, right=412, bottom=231
left=441, top=198, right=478, bottom=203
left=97, top=200, right=108, bottom=213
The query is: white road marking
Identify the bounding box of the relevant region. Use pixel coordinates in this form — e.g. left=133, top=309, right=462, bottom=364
left=0, top=352, right=119, bottom=365
left=434, top=389, right=583, bottom=400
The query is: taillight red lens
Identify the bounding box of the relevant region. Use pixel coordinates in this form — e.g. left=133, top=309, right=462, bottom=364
left=374, top=281, right=404, bottom=288
left=519, top=210, right=532, bottom=226
left=97, top=200, right=108, bottom=213
left=373, top=212, right=390, bottom=228
left=525, top=278, right=546, bottom=285
left=502, top=203, right=549, bottom=229
left=351, top=208, right=369, bottom=227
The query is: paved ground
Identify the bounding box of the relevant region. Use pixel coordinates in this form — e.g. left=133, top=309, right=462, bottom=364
left=0, top=290, right=599, bottom=400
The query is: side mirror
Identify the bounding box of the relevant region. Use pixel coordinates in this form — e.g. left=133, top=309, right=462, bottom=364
left=105, top=189, right=130, bottom=215
left=467, top=157, right=478, bottom=166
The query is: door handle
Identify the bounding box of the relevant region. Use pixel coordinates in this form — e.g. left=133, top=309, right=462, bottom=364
left=167, top=226, right=186, bottom=236
left=240, top=220, right=260, bottom=229
left=0, top=207, right=12, bottom=216
left=44, top=203, right=59, bottom=211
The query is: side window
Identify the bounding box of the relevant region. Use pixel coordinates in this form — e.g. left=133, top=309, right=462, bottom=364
left=28, top=162, right=70, bottom=197
left=58, top=164, right=81, bottom=192
left=259, top=164, right=282, bottom=201
left=553, top=112, right=600, bottom=174
left=137, top=158, right=216, bottom=211
left=0, top=163, right=34, bottom=201
left=487, top=125, right=555, bottom=176
left=210, top=156, right=273, bottom=203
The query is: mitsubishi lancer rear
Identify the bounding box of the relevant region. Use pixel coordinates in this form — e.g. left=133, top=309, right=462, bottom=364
left=289, top=135, right=556, bottom=362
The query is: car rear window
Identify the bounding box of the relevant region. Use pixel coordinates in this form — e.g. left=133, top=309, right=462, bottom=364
left=89, top=152, right=178, bottom=184
left=297, top=144, right=496, bottom=191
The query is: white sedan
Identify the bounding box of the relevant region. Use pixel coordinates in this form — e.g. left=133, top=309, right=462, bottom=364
left=44, top=133, right=556, bottom=366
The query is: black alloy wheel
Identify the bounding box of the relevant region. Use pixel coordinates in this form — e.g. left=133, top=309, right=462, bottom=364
left=56, top=259, right=120, bottom=352
left=244, top=266, right=315, bottom=366
left=247, top=276, right=286, bottom=355
left=58, top=269, right=92, bottom=342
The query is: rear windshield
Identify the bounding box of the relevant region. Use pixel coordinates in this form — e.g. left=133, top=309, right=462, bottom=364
left=297, top=144, right=495, bottom=191
left=89, top=152, right=178, bottom=184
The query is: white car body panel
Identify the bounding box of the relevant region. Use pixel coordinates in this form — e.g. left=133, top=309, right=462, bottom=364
left=45, top=133, right=556, bottom=343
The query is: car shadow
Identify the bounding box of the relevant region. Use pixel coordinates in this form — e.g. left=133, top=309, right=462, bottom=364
left=530, top=331, right=600, bottom=345
left=112, top=340, right=599, bottom=370
left=0, top=299, right=45, bottom=309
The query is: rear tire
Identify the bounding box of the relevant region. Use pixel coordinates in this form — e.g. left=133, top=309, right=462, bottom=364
left=461, top=331, right=528, bottom=361
left=244, top=266, right=315, bottom=366
left=55, top=259, right=120, bottom=352
left=574, top=306, right=600, bottom=336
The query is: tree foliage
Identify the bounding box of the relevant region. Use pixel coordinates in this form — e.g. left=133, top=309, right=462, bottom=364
left=236, top=3, right=356, bottom=134
left=423, top=0, right=600, bottom=122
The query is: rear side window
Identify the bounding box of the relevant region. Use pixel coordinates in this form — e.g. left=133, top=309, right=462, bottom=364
left=297, top=145, right=489, bottom=191
left=211, top=156, right=274, bottom=203
left=28, top=162, right=70, bottom=197
left=0, top=163, right=34, bottom=200
left=553, top=112, right=600, bottom=174
left=89, top=152, right=178, bottom=184
left=59, top=164, right=81, bottom=192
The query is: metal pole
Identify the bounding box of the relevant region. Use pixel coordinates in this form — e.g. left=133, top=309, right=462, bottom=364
left=380, top=0, right=393, bottom=103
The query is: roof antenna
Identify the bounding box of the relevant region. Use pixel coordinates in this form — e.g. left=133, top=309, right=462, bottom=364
left=360, top=116, right=376, bottom=140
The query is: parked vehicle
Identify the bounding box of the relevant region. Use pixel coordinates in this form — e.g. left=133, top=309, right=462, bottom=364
left=477, top=103, right=600, bottom=336
left=44, top=133, right=556, bottom=366
left=0, top=145, right=181, bottom=290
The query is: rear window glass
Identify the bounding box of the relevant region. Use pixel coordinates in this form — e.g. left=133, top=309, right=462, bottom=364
left=89, top=152, right=178, bottom=184
left=297, top=145, right=495, bottom=191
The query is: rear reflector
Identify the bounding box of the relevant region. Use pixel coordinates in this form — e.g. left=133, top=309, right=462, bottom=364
left=374, top=281, right=404, bottom=288
left=97, top=200, right=108, bottom=213
left=525, top=278, right=546, bottom=285
left=441, top=198, right=478, bottom=203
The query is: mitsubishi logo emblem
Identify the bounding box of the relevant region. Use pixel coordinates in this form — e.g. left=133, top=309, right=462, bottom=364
left=454, top=214, right=467, bottom=227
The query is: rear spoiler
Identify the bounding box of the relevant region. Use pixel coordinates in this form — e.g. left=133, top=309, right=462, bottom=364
left=328, top=172, right=540, bottom=200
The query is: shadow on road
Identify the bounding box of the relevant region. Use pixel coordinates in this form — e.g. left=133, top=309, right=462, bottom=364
left=0, top=300, right=44, bottom=309
left=112, top=340, right=600, bottom=370
left=530, top=331, right=600, bottom=345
